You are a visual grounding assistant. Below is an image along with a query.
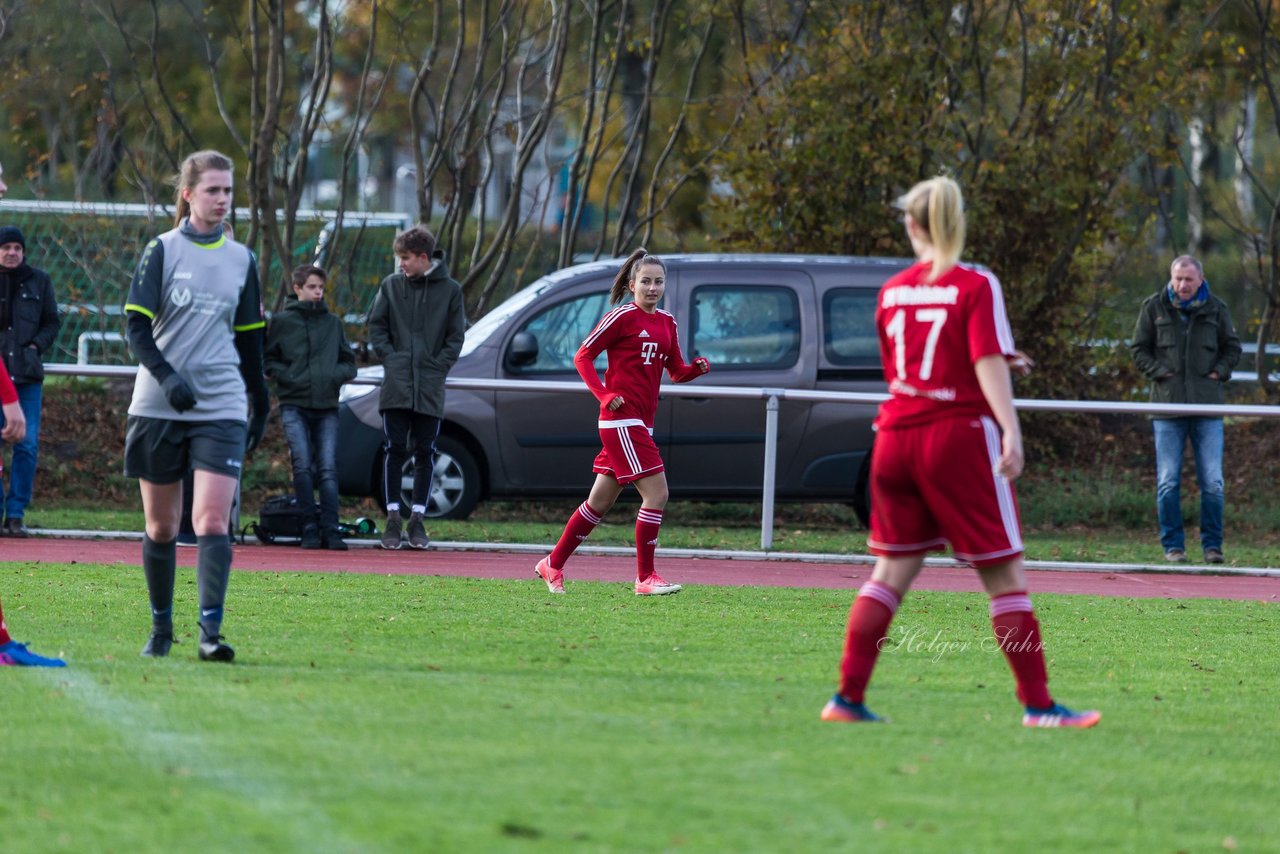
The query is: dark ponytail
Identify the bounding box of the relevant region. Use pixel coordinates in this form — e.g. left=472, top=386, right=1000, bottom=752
left=609, top=247, right=666, bottom=305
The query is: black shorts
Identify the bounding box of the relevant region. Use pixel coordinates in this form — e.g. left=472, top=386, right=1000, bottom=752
left=123, top=417, right=247, bottom=483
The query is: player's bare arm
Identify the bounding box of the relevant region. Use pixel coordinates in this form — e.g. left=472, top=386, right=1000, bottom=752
left=974, top=353, right=1023, bottom=479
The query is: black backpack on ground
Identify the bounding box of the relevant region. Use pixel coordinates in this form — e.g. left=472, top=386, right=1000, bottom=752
left=249, top=494, right=308, bottom=544
left=246, top=494, right=379, bottom=544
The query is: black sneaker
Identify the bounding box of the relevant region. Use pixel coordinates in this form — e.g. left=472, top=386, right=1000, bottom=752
left=380, top=511, right=403, bottom=549
left=301, top=523, right=323, bottom=550
left=198, top=632, right=235, bottom=663
left=323, top=528, right=349, bottom=551
left=4, top=517, right=29, bottom=538
left=141, top=629, right=175, bottom=658
left=407, top=513, right=430, bottom=550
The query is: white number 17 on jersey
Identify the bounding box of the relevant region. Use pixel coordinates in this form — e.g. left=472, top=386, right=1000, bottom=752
left=885, top=308, right=948, bottom=381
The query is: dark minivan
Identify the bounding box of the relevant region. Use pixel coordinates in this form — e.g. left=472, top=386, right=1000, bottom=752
left=337, top=253, right=910, bottom=518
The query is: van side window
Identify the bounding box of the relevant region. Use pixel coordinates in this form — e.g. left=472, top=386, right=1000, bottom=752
left=690, top=285, right=800, bottom=369
left=823, top=289, right=880, bottom=367
left=511, top=292, right=610, bottom=373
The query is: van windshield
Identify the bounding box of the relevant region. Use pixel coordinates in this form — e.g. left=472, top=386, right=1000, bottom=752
left=460, top=260, right=622, bottom=358
left=459, top=283, right=548, bottom=358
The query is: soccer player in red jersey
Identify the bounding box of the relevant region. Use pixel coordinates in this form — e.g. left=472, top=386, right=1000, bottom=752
left=820, top=177, right=1098, bottom=728
left=0, top=355, right=65, bottom=667
left=535, top=249, right=710, bottom=596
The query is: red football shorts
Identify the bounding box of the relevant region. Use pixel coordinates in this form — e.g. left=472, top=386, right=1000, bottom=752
left=593, top=420, right=665, bottom=484
left=867, top=415, right=1023, bottom=567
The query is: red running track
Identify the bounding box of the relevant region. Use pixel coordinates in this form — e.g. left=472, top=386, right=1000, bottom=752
left=5, top=537, right=1279, bottom=602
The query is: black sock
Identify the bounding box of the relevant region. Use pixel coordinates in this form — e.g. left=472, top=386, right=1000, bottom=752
left=196, top=534, right=233, bottom=639
left=142, top=535, right=176, bottom=633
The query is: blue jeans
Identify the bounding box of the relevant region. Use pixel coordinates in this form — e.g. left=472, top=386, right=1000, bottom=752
left=280, top=405, right=340, bottom=529
left=0, top=382, right=43, bottom=520
left=1153, top=417, right=1224, bottom=553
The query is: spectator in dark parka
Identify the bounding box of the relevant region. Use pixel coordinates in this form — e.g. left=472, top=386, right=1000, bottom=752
left=367, top=225, right=467, bottom=551
left=1130, top=254, right=1242, bottom=565
left=265, top=264, right=357, bottom=551
left=0, top=223, right=61, bottom=538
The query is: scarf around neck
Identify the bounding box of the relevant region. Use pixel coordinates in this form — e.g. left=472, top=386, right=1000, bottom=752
left=1168, top=279, right=1210, bottom=311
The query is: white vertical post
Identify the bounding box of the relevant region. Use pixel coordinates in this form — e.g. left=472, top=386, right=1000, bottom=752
left=77, top=331, right=125, bottom=365
left=760, top=392, right=781, bottom=550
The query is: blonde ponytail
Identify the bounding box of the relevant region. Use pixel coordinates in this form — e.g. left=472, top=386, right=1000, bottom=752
left=899, top=176, right=965, bottom=282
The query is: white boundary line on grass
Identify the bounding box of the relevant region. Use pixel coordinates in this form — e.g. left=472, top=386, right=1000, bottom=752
left=42, top=668, right=369, bottom=852
left=31, top=528, right=1280, bottom=579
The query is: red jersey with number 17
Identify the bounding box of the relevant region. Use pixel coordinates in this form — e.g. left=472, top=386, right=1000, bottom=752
left=574, top=303, right=704, bottom=428
left=874, top=260, right=1017, bottom=430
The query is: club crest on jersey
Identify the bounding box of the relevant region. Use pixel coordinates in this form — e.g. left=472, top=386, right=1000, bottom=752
left=170, top=287, right=193, bottom=307
left=640, top=341, right=659, bottom=364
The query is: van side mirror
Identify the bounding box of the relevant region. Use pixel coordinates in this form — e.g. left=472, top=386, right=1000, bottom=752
left=506, top=331, right=539, bottom=369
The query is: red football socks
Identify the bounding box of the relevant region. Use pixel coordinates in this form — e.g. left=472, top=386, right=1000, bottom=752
left=0, top=597, right=10, bottom=645
left=549, top=502, right=603, bottom=570
left=990, top=591, right=1053, bottom=709
left=635, top=507, right=663, bottom=581
left=837, top=580, right=902, bottom=703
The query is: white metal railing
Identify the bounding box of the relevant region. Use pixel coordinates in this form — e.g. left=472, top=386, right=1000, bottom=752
left=76, top=332, right=127, bottom=365
left=2, top=199, right=410, bottom=225
left=47, top=363, right=1280, bottom=549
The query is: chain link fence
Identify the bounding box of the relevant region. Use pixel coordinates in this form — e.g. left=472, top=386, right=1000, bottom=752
left=1, top=201, right=409, bottom=364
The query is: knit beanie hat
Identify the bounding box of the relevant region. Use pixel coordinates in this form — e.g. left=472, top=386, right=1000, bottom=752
left=0, top=225, right=25, bottom=249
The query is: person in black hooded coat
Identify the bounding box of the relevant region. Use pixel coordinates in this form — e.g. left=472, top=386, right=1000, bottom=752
left=0, top=223, right=61, bottom=538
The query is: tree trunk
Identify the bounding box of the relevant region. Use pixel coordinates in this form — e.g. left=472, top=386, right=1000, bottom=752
left=1235, top=87, right=1257, bottom=228
left=615, top=48, right=647, bottom=241
left=1187, top=113, right=1206, bottom=253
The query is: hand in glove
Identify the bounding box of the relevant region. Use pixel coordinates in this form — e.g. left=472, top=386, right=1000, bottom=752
left=245, top=387, right=271, bottom=453
left=160, top=372, right=197, bottom=412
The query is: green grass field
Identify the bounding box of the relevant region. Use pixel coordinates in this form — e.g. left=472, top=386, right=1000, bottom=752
left=2, top=563, right=1275, bottom=852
